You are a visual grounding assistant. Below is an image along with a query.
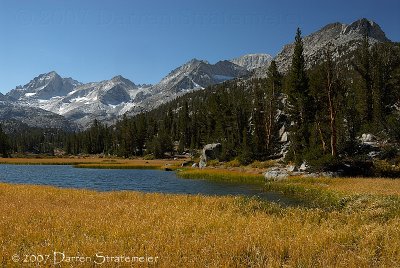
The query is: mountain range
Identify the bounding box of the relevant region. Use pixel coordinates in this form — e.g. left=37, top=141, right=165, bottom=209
left=0, top=18, right=394, bottom=130
left=2, top=59, right=252, bottom=128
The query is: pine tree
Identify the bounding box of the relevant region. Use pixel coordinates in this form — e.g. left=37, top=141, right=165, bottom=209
left=0, top=125, right=10, bottom=157
left=353, top=35, right=373, bottom=127
left=238, top=128, right=253, bottom=165
left=178, top=101, right=191, bottom=151
left=371, top=42, right=400, bottom=131
left=285, top=28, right=314, bottom=163
left=265, top=61, right=282, bottom=155
left=252, top=81, right=267, bottom=159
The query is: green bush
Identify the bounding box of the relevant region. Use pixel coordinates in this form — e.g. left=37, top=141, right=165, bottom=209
left=303, top=148, right=339, bottom=171
left=225, top=158, right=241, bottom=167
left=207, top=159, right=220, bottom=167
left=379, top=145, right=399, bottom=160
left=373, top=160, right=400, bottom=178
left=143, top=154, right=155, bottom=160
left=237, top=153, right=253, bottom=166
left=250, top=160, right=277, bottom=169
left=387, top=114, right=400, bottom=142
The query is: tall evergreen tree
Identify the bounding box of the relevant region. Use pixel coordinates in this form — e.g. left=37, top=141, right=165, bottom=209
left=353, top=35, right=373, bottom=127
left=285, top=28, right=314, bottom=163
left=371, top=42, right=400, bottom=131
left=265, top=61, right=282, bottom=155
left=252, top=81, right=267, bottom=159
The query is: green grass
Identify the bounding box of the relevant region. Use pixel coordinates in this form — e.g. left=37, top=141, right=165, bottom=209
left=265, top=177, right=400, bottom=220
left=265, top=179, right=350, bottom=210
left=177, top=168, right=265, bottom=185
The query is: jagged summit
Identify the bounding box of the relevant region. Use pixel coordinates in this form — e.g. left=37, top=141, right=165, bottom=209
left=127, top=58, right=250, bottom=115
left=230, top=54, right=273, bottom=70
left=111, top=75, right=126, bottom=81
left=7, top=71, right=82, bottom=100
left=265, top=18, right=392, bottom=74
left=341, top=18, right=390, bottom=42
left=154, top=58, right=249, bottom=94
left=188, top=58, right=209, bottom=64
left=110, top=75, right=137, bottom=88
left=35, top=75, right=145, bottom=126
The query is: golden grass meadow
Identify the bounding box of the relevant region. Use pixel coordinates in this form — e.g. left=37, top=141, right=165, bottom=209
left=0, top=159, right=400, bottom=267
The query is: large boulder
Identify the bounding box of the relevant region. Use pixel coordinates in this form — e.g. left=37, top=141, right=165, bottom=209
left=199, top=143, right=222, bottom=168
left=360, top=133, right=378, bottom=147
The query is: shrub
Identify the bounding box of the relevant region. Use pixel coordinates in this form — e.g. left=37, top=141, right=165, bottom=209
left=143, top=154, right=155, bottom=160
left=303, top=149, right=339, bottom=172
left=225, top=158, right=241, bottom=167
left=379, top=145, right=399, bottom=160
left=250, top=160, right=277, bottom=169
left=207, top=159, right=220, bottom=167
left=373, top=160, right=400, bottom=178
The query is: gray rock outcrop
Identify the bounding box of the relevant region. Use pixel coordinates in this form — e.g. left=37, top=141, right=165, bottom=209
left=199, top=143, right=222, bottom=168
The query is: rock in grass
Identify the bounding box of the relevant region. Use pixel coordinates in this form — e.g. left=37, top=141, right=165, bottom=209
left=181, top=161, right=194, bottom=167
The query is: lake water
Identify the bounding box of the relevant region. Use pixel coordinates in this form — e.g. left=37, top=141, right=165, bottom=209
left=0, top=165, right=296, bottom=205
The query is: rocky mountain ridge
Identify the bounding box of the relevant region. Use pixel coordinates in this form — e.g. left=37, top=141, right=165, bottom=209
left=7, top=71, right=82, bottom=101
left=0, top=101, right=77, bottom=131
left=230, top=54, right=272, bottom=70
left=128, top=59, right=251, bottom=113
left=4, top=59, right=251, bottom=127
left=255, top=18, right=391, bottom=76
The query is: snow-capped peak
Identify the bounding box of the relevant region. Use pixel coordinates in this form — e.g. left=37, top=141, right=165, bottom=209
left=7, top=71, right=82, bottom=101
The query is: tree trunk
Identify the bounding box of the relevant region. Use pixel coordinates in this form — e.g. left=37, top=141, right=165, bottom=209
left=327, top=70, right=337, bottom=157
left=265, top=83, right=275, bottom=152
left=317, top=121, right=327, bottom=153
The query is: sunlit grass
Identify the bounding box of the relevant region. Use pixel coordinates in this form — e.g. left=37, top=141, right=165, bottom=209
left=269, top=176, right=400, bottom=196
left=177, top=168, right=265, bottom=185
left=266, top=177, right=400, bottom=219
left=0, top=183, right=399, bottom=267
left=0, top=157, right=184, bottom=170
left=2, top=159, right=400, bottom=266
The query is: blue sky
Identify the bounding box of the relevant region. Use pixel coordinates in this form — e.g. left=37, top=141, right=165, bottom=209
left=0, top=0, right=399, bottom=93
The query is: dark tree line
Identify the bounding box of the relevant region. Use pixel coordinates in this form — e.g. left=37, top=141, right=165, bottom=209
left=0, top=125, right=10, bottom=157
